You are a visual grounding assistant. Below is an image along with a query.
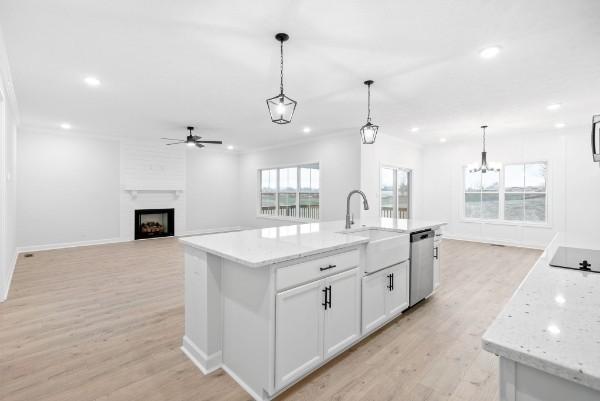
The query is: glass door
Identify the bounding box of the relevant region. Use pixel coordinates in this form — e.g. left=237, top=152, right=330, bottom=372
left=380, top=166, right=411, bottom=219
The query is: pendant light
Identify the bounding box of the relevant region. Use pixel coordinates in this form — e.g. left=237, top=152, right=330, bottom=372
left=469, top=125, right=500, bottom=173
left=360, top=80, right=378, bottom=144
left=266, top=33, right=297, bottom=124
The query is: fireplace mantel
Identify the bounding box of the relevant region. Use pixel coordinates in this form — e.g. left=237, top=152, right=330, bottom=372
left=123, top=188, right=184, bottom=200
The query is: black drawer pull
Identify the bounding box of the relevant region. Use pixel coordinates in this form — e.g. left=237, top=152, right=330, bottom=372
left=322, top=288, right=328, bottom=310
left=320, top=264, right=336, bottom=271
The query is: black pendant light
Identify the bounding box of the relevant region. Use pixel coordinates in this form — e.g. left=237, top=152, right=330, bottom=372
left=469, top=125, right=500, bottom=173
left=360, top=80, right=378, bottom=144
left=266, top=33, right=297, bottom=124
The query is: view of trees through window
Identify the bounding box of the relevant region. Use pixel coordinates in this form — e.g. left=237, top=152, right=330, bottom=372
left=464, top=162, right=547, bottom=223
left=381, top=167, right=410, bottom=218
left=259, top=163, right=320, bottom=220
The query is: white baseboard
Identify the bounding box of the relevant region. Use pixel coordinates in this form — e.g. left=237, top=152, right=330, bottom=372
left=442, top=234, right=546, bottom=250
left=181, top=336, right=222, bottom=375
left=17, top=237, right=126, bottom=253
left=0, top=249, right=17, bottom=302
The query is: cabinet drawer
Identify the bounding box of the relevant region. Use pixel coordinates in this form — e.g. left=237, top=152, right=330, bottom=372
left=276, top=249, right=359, bottom=291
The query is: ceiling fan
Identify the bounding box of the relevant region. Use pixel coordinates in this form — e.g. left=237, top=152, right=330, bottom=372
left=161, top=126, right=223, bottom=148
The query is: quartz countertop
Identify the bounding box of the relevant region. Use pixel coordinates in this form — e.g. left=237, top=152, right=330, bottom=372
left=179, top=218, right=446, bottom=268
left=482, top=232, right=600, bottom=392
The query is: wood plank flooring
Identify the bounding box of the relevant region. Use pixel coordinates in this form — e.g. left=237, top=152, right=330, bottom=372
left=0, top=238, right=541, bottom=401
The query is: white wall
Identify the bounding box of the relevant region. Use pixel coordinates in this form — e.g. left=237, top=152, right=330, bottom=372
left=238, top=134, right=361, bottom=228
left=17, top=130, right=121, bottom=248
left=564, top=132, right=600, bottom=238
left=186, top=149, right=241, bottom=232
left=360, top=133, right=424, bottom=220
left=0, top=27, right=19, bottom=301
left=422, top=131, right=569, bottom=248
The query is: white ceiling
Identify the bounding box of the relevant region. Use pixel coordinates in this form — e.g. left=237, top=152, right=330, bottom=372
left=0, top=0, right=599, bottom=150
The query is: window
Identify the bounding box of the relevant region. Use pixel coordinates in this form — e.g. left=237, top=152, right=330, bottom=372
left=259, top=163, right=319, bottom=220
left=463, top=162, right=547, bottom=224
left=380, top=167, right=411, bottom=218
left=464, top=169, right=500, bottom=219
left=504, top=162, right=547, bottom=223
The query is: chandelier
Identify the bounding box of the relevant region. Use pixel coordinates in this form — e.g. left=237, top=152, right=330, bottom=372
left=360, top=80, right=378, bottom=144
left=469, top=125, right=500, bottom=173
left=266, top=33, right=297, bottom=124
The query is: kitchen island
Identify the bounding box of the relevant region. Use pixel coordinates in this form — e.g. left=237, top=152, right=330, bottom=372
left=482, top=232, right=600, bottom=401
left=180, top=218, right=445, bottom=401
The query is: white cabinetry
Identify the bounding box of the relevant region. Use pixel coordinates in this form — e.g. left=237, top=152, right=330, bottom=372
left=361, top=261, right=409, bottom=335
left=275, top=268, right=360, bottom=390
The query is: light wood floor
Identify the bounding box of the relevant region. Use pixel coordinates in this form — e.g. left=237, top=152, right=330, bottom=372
left=0, top=238, right=541, bottom=401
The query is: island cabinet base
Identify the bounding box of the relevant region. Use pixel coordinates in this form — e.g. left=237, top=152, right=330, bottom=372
left=498, top=357, right=600, bottom=401
left=181, top=244, right=411, bottom=401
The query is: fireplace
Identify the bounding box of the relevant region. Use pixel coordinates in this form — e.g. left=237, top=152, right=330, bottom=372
left=134, top=208, right=175, bottom=240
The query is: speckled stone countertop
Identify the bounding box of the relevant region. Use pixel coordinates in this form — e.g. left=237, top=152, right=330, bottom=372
left=179, top=218, right=445, bottom=268
left=482, top=232, right=600, bottom=392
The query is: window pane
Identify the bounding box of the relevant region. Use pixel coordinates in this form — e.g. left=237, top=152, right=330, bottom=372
left=397, top=170, right=409, bottom=218
left=525, top=193, right=546, bottom=222
left=505, top=165, right=524, bottom=192
left=300, top=164, right=319, bottom=192
left=260, top=193, right=276, bottom=215
left=300, top=193, right=319, bottom=220
left=465, top=193, right=482, bottom=218
left=525, top=163, right=546, bottom=192
left=482, top=170, right=500, bottom=192
left=505, top=193, right=524, bottom=220
left=381, top=168, right=394, bottom=218
left=279, top=167, right=297, bottom=192
left=261, top=169, right=277, bottom=192
left=465, top=170, right=482, bottom=192
left=482, top=193, right=499, bottom=219
left=278, top=193, right=297, bottom=217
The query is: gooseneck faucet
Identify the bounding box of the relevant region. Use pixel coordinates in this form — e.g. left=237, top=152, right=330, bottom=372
left=345, top=190, right=370, bottom=229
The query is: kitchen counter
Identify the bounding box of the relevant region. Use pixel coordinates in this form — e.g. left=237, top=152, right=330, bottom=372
left=482, top=232, right=600, bottom=397
left=179, top=217, right=445, bottom=268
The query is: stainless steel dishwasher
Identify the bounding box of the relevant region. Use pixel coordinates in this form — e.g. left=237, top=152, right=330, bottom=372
left=409, top=229, right=435, bottom=306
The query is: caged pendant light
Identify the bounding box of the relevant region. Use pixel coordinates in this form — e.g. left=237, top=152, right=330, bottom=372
left=266, top=33, right=297, bottom=124
left=469, top=125, right=501, bottom=173
left=360, top=80, right=379, bottom=144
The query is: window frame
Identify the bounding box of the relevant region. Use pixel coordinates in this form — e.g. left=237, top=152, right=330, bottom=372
left=257, top=161, right=320, bottom=223
left=461, top=160, right=551, bottom=227
left=379, top=164, right=412, bottom=219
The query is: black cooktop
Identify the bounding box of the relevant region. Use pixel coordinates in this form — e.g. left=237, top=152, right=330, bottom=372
left=549, top=246, right=600, bottom=273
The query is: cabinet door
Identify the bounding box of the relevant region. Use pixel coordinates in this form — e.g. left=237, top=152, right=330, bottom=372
left=433, top=242, right=441, bottom=290
left=324, top=268, right=360, bottom=359
left=275, top=280, right=325, bottom=389
left=387, top=261, right=410, bottom=317
left=361, top=269, right=388, bottom=335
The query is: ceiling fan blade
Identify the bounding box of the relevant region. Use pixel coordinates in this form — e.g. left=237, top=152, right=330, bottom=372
left=195, top=140, right=223, bottom=144
left=192, top=135, right=202, bottom=140
left=165, top=142, right=184, bottom=145
left=160, top=137, right=182, bottom=141
left=195, top=143, right=205, bottom=148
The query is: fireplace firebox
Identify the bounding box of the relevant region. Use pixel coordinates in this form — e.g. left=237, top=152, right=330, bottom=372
left=134, top=208, right=175, bottom=240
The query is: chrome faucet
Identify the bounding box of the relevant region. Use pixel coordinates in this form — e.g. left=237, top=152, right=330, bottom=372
left=346, top=190, right=369, bottom=229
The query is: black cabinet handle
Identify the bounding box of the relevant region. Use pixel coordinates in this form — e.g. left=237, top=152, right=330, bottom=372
left=434, top=247, right=439, bottom=260
left=387, top=274, right=393, bottom=291
left=327, top=285, right=332, bottom=308
left=322, top=288, right=328, bottom=310
left=391, top=273, right=394, bottom=291
left=320, top=264, right=336, bottom=271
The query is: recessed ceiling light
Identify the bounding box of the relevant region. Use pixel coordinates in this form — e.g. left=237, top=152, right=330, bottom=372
left=84, top=76, right=101, bottom=87
left=227, top=145, right=234, bottom=150
left=411, top=127, right=419, bottom=133
left=547, top=324, right=561, bottom=335
left=439, top=138, right=447, bottom=143
left=479, top=46, right=501, bottom=59
left=60, top=123, right=72, bottom=130
left=555, top=122, right=566, bottom=129
left=302, top=127, right=311, bottom=134
left=547, top=103, right=561, bottom=111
